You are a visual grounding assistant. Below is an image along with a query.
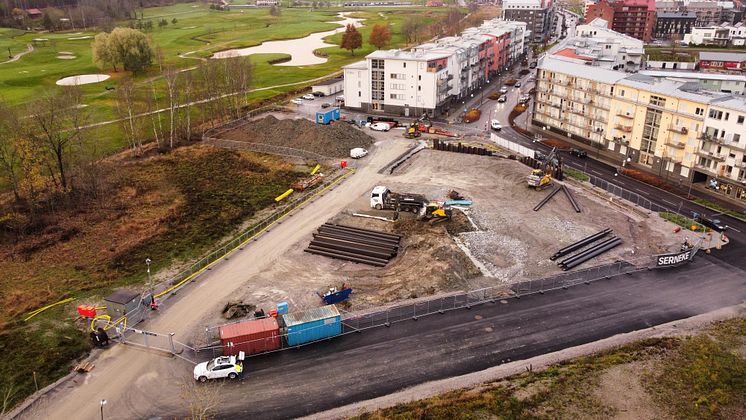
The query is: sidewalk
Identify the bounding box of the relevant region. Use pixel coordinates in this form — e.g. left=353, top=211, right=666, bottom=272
left=521, top=120, right=746, bottom=213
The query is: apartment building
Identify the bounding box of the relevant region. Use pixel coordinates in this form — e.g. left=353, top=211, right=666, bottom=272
left=655, top=0, right=730, bottom=27
left=684, top=22, right=746, bottom=46
left=533, top=55, right=746, bottom=200
left=639, top=70, right=746, bottom=94
left=567, top=18, right=645, bottom=71
left=342, top=19, right=527, bottom=117
left=584, top=0, right=657, bottom=42
left=654, top=11, right=697, bottom=39
left=502, top=0, right=555, bottom=43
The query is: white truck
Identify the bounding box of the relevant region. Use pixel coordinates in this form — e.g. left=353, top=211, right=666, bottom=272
left=370, top=186, right=428, bottom=212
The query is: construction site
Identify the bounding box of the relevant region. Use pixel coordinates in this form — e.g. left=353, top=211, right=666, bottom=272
left=197, top=137, right=683, bottom=330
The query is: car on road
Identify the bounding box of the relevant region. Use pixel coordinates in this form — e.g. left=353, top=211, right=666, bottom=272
left=499, top=86, right=509, bottom=94
left=515, top=82, right=522, bottom=88
left=321, top=102, right=332, bottom=108
left=312, top=91, right=325, bottom=97
left=350, top=147, right=368, bottom=159
left=369, top=122, right=392, bottom=131
left=497, top=95, right=507, bottom=103
left=529, top=62, right=537, bottom=69
left=194, top=355, right=243, bottom=382
left=491, top=120, right=502, bottom=131
left=569, top=148, right=587, bottom=158
left=290, top=98, right=303, bottom=105
left=302, top=94, right=315, bottom=100
left=519, top=94, right=530, bottom=103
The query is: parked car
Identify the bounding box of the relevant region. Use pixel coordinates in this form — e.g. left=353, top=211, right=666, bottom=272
left=497, top=95, right=507, bottom=103
left=491, top=120, right=502, bottom=131
left=193, top=355, right=243, bottom=382
left=312, top=91, right=325, bottom=97
left=519, top=94, right=530, bottom=103
left=529, top=62, right=537, bottom=69
left=321, top=102, right=332, bottom=108
left=515, top=82, right=522, bottom=88
left=350, top=147, right=368, bottom=159
left=569, top=148, right=587, bottom=158
left=369, top=122, right=391, bottom=131
left=302, top=93, right=315, bottom=100
left=290, top=98, right=303, bottom=105
left=499, top=86, right=509, bottom=94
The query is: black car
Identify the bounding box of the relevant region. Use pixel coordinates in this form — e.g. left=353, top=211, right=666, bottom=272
left=312, top=91, right=325, bottom=97
left=321, top=102, right=332, bottom=108
left=569, top=148, right=587, bottom=158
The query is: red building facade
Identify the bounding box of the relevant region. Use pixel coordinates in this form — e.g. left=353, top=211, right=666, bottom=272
left=585, top=0, right=656, bottom=42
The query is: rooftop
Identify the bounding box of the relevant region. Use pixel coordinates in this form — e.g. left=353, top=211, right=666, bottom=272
left=700, top=52, right=746, bottom=62
left=342, top=60, right=368, bottom=70
left=367, top=49, right=451, bottom=61
left=538, top=55, right=627, bottom=84
left=639, top=70, right=746, bottom=82
left=617, top=74, right=728, bottom=103
left=313, top=78, right=344, bottom=86
left=282, top=305, right=340, bottom=327
left=656, top=11, right=697, bottom=18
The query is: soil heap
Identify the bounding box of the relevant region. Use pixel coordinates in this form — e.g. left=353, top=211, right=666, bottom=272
left=221, top=115, right=373, bottom=158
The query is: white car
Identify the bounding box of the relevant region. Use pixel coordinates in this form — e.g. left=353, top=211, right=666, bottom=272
left=369, top=122, right=391, bottom=132
left=290, top=98, right=303, bottom=105
left=302, top=94, right=315, bottom=100
left=499, top=86, right=509, bottom=94
left=350, top=147, right=368, bottom=159
left=491, top=120, right=502, bottom=131
left=193, top=355, right=243, bottom=382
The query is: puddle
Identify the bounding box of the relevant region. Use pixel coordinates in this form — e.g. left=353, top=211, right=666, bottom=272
left=212, top=12, right=365, bottom=66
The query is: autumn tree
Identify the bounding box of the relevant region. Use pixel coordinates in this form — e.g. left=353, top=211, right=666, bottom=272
left=401, top=18, right=419, bottom=43
left=93, top=27, right=154, bottom=74
left=341, top=24, right=362, bottom=56
left=369, top=24, right=391, bottom=49
left=25, top=87, right=88, bottom=192
left=92, top=32, right=117, bottom=71
left=0, top=101, right=22, bottom=202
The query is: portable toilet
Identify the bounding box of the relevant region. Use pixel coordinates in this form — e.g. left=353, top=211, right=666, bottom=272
left=104, top=289, right=141, bottom=320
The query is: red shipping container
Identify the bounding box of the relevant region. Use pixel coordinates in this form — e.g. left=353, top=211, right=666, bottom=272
left=219, top=317, right=281, bottom=356
left=77, top=305, right=97, bottom=318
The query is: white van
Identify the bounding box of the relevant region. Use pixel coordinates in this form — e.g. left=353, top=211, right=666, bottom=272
left=350, top=147, right=368, bottom=159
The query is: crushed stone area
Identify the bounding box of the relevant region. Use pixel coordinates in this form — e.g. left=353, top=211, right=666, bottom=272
left=217, top=115, right=373, bottom=158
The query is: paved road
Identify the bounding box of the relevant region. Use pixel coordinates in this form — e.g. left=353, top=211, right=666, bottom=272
left=192, top=254, right=745, bottom=419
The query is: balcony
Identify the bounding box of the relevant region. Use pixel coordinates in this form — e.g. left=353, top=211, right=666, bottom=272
left=616, top=112, right=634, bottom=119
left=611, top=136, right=629, bottom=145
left=667, top=125, right=689, bottom=135
left=697, top=149, right=726, bottom=161
left=614, top=124, right=633, bottom=133
left=666, top=141, right=685, bottom=149
left=724, top=140, right=746, bottom=152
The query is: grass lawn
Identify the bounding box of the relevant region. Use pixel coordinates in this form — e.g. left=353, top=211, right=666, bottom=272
left=0, top=3, right=451, bottom=156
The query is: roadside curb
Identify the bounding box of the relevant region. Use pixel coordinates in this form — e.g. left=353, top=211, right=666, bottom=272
left=302, top=302, right=746, bottom=420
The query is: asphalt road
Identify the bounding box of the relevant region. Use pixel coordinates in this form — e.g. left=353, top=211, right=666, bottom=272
left=202, top=254, right=746, bottom=420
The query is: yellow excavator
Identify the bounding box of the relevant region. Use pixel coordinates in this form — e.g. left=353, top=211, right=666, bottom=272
left=420, top=202, right=452, bottom=224
left=527, top=147, right=558, bottom=190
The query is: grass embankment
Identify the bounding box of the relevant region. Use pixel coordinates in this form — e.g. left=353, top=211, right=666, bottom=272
left=356, top=317, right=746, bottom=420
left=0, top=144, right=304, bottom=411
left=659, top=211, right=707, bottom=231
left=693, top=198, right=746, bottom=222
left=563, top=167, right=589, bottom=182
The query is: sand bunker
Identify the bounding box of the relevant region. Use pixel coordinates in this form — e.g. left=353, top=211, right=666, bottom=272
left=56, top=74, right=110, bottom=86
left=57, top=55, right=76, bottom=60
left=68, top=36, right=92, bottom=40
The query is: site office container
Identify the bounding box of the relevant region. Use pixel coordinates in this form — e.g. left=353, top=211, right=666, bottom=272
left=281, top=305, right=342, bottom=346
left=219, top=317, right=281, bottom=356
left=316, top=108, right=341, bottom=125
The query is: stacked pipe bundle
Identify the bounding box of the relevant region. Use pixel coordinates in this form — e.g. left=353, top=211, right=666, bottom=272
left=550, top=228, right=623, bottom=271
left=433, top=139, right=493, bottom=156
left=305, top=223, right=401, bottom=267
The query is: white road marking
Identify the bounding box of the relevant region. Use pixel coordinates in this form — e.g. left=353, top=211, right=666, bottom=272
left=590, top=169, right=604, bottom=175
left=662, top=199, right=676, bottom=205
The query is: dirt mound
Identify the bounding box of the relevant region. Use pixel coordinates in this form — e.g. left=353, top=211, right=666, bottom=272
left=220, top=115, right=373, bottom=158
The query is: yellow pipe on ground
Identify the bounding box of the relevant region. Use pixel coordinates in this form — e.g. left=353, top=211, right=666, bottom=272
left=275, top=188, right=294, bottom=202
left=310, top=164, right=321, bottom=175
left=24, top=297, right=75, bottom=322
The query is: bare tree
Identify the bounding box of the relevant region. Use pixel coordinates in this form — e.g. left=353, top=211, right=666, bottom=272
left=1, top=379, right=18, bottom=417
left=180, top=70, right=195, bottom=141
left=179, top=376, right=224, bottom=420
left=115, top=77, right=144, bottom=155
left=162, top=65, right=180, bottom=148
left=26, top=87, right=87, bottom=192
left=148, top=81, right=164, bottom=148
left=0, top=101, right=22, bottom=202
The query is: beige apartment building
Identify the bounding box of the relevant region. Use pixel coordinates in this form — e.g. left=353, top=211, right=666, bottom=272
left=534, top=55, right=746, bottom=201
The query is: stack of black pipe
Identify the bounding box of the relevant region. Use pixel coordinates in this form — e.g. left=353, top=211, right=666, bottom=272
left=305, top=223, right=401, bottom=267
left=550, top=228, right=623, bottom=271
left=432, top=139, right=493, bottom=156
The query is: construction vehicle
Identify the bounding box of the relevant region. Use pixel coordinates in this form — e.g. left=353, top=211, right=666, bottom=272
left=403, top=114, right=433, bottom=139
left=403, top=122, right=422, bottom=138
left=421, top=202, right=452, bottom=224
left=370, top=186, right=428, bottom=212
left=527, top=147, right=559, bottom=190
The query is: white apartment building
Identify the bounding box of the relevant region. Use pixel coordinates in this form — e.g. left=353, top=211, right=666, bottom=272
left=683, top=22, right=746, bottom=46
left=342, top=19, right=528, bottom=117
left=639, top=70, right=746, bottom=94
left=557, top=18, right=645, bottom=71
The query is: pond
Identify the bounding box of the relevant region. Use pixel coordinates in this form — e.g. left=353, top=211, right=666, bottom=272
left=211, top=12, right=365, bottom=66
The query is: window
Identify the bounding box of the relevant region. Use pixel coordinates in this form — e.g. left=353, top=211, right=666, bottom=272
left=390, top=73, right=405, bottom=80
left=649, top=95, right=666, bottom=107
left=620, top=89, right=625, bottom=97
left=695, top=107, right=704, bottom=116
left=389, top=83, right=405, bottom=90
left=389, top=93, right=405, bottom=100
left=708, top=109, right=723, bottom=120
left=735, top=134, right=741, bottom=143
left=738, top=115, right=745, bottom=124
left=403, top=62, right=406, bottom=68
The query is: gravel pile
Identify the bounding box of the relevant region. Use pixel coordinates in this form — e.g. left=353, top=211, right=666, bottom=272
left=221, top=116, right=374, bottom=158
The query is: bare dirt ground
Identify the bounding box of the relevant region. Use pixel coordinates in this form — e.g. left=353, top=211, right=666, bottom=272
left=594, top=361, right=669, bottom=420
left=196, top=148, right=681, bottom=332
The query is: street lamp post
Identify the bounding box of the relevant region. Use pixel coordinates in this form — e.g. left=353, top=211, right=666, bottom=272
left=145, top=258, right=153, bottom=297
left=100, top=400, right=107, bottom=420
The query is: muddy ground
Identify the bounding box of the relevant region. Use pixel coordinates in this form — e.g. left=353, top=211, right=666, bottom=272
left=201, top=149, right=682, bottom=329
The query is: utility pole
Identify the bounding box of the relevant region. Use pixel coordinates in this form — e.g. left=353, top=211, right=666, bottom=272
left=145, top=258, right=153, bottom=296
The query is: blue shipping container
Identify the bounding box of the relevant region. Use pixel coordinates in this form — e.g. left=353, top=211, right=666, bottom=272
left=315, top=108, right=341, bottom=125
left=282, top=305, right=341, bottom=346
